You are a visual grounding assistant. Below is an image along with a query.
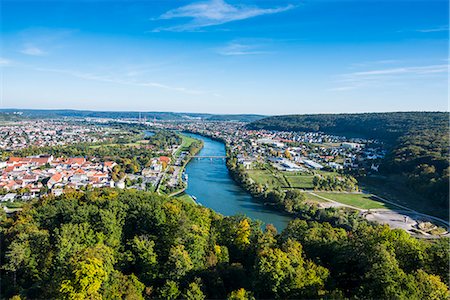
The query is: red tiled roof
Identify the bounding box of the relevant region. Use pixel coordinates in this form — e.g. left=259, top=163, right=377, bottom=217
left=159, top=156, right=170, bottom=163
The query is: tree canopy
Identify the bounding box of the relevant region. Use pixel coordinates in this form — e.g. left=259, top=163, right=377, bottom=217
left=1, top=189, right=448, bottom=299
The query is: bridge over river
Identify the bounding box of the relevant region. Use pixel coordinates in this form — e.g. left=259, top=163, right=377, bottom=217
left=190, top=155, right=227, bottom=159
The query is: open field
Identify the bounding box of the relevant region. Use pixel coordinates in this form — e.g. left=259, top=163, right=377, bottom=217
left=175, top=134, right=198, bottom=157
left=314, top=192, right=395, bottom=210
left=89, top=140, right=148, bottom=149
left=304, top=192, right=328, bottom=203
left=283, top=172, right=314, bottom=189
left=175, top=193, right=196, bottom=205
left=247, top=169, right=288, bottom=189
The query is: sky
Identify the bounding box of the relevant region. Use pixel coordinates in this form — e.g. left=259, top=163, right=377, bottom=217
left=0, top=0, right=448, bottom=115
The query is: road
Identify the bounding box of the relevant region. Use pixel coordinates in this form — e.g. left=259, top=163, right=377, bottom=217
left=307, top=191, right=449, bottom=237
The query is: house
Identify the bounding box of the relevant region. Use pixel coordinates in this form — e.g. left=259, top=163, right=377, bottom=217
left=2, top=193, right=17, bottom=202
left=116, top=181, right=125, bottom=189
left=104, top=161, right=117, bottom=170
left=341, top=142, right=362, bottom=149
left=66, top=157, right=86, bottom=166
left=303, top=159, right=324, bottom=170
left=328, top=162, right=343, bottom=170
left=47, top=173, right=63, bottom=188
left=159, top=156, right=171, bottom=164
left=52, top=188, right=64, bottom=197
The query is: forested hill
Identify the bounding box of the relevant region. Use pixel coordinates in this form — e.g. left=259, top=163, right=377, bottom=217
left=0, top=112, right=23, bottom=122
left=0, top=109, right=265, bottom=122
left=1, top=189, right=448, bottom=299
left=246, top=112, right=448, bottom=142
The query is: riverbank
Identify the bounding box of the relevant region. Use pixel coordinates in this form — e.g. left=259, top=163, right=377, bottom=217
left=159, top=133, right=203, bottom=198
left=225, top=149, right=449, bottom=237
left=181, top=132, right=292, bottom=230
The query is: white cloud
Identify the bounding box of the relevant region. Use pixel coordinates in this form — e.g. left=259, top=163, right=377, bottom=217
left=417, top=26, right=448, bottom=33
left=20, top=44, right=47, bottom=56
left=154, top=0, right=295, bottom=32
left=349, top=65, right=448, bottom=76
left=217, top=42, right=269, bottom=56
left=330, top=64, right=448, bottom=92
left=0, top=58, right=12, bottom=65
left=34, top=67, right=215, bottom=96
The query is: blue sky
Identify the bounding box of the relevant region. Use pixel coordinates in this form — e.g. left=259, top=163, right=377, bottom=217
left=1, top=0, right=448, bottom=114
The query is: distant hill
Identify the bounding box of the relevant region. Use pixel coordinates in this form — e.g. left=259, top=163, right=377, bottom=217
left=247, top=112, right=448, bottom=142
left=0, top=112, right=23, bottom=122
left=206, top=114, right=265, bottom=122
left=0, top=109, right=265, bottom=123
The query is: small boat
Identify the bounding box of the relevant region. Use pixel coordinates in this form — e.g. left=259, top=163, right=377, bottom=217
left=192, top=195, right=197, bottom=201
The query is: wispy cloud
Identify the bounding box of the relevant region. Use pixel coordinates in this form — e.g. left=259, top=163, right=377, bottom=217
left=417, top=25, right=448, bottom=33
left=351, top=59, right=400, bottom=68
left=0, top=58, right=12, bottom=66
left=153, top=0, right=295, bottom=32
left=217, top=42, right=269, bottom=56
left=330, top=64, right=448, bottom=92
left=34, top=67, right=216, bottom=96
left=20, top=44, right=47, bottom=56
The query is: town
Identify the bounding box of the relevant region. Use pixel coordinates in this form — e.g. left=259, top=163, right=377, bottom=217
left=0, top=120, right=113, bottom=150
left=0, top=117, right=447, bottom=238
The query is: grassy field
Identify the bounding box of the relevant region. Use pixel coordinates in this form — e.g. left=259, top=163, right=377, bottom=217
left=175, top=134, right=199, bottom=157
left=247, top=168, right=342, bottom=190
left=283, top=173, right=315, bottom=189
left=247, top=169, right=288, bottom=189
left=89, top=140, right=148, bottom=149
left=304, top=192, right=328, bottom=203
left=314, top=192, right=395, bottom=210
left=175, top=193, right=196, bottom=205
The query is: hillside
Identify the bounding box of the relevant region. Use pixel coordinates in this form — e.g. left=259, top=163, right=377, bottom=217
left=1, top=189, right=448, bottom=299
left=247, top=112, right=448, bottom=142
left=247, top=112, right=449, bottom=215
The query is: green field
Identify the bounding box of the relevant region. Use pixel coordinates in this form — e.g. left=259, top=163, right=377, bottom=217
left=283, top=173, right=314, bottom=189
left=175, top=193, right=196, bottom=205
left=247, top=169, right=338, bottom=190
left=247, top=169, right=288, bottom=188
left=314, top=192, right=394, bottom=210
left=175, top=134, right=199, bottom=157
left=89, top=140, right=147, bottom=149
left=304, top=192, right=328, bottom=203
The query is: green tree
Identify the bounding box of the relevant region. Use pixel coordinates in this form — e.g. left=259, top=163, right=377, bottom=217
left=166, top=245, right=193, bottom=280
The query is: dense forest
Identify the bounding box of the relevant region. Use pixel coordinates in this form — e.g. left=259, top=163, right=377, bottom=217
left=2, top=189, right=447, bottom=299
left=247, top=112, right=448, bottom=142
left=247, top=112, right=449, bottom=213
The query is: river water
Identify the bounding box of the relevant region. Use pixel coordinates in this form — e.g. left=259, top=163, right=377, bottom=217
left=183, top=133, right=292, bottom=231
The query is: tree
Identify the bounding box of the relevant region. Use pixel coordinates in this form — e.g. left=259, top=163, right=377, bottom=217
left=228, top=288, right=255, bottom=300
left=235, top=219, right=251, bottom=248
left=130, top=235, right=158, bottom=282
left=59, top=245, right=113, bottom=300
left=157, top=280, right=180, bottom=300
left=253, top=239, right=329, bottom=298
left=165, top=245, right=193, bottom=280
left=284, top=149, right=291, bottom=159
left=414, top=269, right=449, bottom=300
left=183, top=278, right=206, bottom=300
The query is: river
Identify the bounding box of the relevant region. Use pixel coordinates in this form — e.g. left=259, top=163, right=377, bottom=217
left=183, top=133, right=292, bottom=231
